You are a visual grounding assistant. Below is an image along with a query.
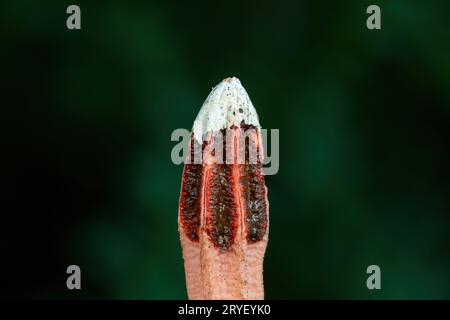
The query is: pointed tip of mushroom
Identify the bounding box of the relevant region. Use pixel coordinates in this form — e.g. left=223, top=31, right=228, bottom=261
left=192, top=77, right=261, bottom=143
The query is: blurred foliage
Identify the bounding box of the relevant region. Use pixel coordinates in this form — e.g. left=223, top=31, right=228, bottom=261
left=2, top=0, right=450, bottom=299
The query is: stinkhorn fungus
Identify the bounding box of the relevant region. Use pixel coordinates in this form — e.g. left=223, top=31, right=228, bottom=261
left=178, top=77, right=269, bottom=300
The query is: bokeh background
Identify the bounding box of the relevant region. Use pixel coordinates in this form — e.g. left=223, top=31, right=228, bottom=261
left=2, top=0, right=450, bottom=299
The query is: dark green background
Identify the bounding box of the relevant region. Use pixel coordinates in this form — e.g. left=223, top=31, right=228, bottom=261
left=2, top=0, right=450, bottom=299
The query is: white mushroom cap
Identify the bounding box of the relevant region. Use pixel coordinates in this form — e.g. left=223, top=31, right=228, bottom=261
left=192, top=77, right=261, bottom=144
